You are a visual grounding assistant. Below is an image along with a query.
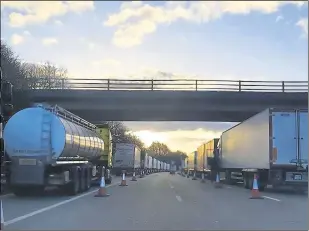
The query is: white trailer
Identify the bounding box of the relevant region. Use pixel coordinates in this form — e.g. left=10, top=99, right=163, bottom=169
left=148, top=155, right=153, bottom=173
left=153, top=158, right=157, bottom=172
left=113, top=143, right=141, bottom=176
left=217, top=108, right=308, bottom=191
left=157, top=160, right=161, bottom=171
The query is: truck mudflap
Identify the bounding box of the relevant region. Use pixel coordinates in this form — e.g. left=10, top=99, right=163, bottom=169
left=10, top=156, right=46, bottom=186
left=270, top=169, right=308, bottom=188
left=285, top=171, right=308, bottom=184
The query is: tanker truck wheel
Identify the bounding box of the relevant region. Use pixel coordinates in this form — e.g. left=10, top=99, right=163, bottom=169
left=64, top=167, right=80, bottom=196
left=79, top=166, right=88, bottom=192
left=86, top=166, right=92, bottom=190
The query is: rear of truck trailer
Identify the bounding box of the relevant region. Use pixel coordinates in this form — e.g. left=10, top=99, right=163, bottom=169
left=196, top=139, right=219, bottom=177
left=218, top=108, right=308, bottom=191
left=187, top=151, right=197, bottom=175
left=113, top=143, right=141, bottom=176
left=196, top=145, right=204, bottom=175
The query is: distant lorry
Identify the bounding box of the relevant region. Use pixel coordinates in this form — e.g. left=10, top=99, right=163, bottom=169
left=147, top=155, right=153, bottom=174
left=181, top=157, right=188, bottom=174
left=170, top=160, right=176, bottom=174
left=216, top=108, right=308, bottom=191
left=187, top=151, right=197, bottom=175
left=3, top=104, right=113, bottom=197
left=141, top=150, right=150, bottom=174
left=113, top=143, right=141, bottom=176
left=197, top=139, right=219, bottom=177
left=152, top=158, right=157, bottom=172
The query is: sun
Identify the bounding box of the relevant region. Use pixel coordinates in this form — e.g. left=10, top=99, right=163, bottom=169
left=133, top=130, right=166, bottom=147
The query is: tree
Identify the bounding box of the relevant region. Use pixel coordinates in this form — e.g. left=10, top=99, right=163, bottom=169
left=125, top=133, right=145, bottom=150
left=148, top=141, right=170, bottom=159
left=20, top=61, right=69, bottom=89
left=0, top=40, right=28, bottom=89
left=1, top=41, right=70, bottom=110
left=1, top=41, right=69, bottom=90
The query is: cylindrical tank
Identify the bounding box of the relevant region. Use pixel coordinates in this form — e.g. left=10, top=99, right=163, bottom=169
left=4, top=106, right=104, bottom=161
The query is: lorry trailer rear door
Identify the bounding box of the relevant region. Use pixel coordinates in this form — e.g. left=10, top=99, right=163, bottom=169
left=298, top=111, right=308, bottom=167
left=272, top=111, right=297, bottom=165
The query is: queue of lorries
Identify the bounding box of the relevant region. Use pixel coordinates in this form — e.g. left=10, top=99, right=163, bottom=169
left=0, top=104, right=170, bottom=196
left=1, top=104, right=307, bottom=196
left=183, top=108, right=308, bottom=192
left=113, top=143, right=171, bottom=176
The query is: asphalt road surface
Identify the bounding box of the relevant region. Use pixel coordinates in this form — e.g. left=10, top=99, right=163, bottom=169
left=1, top=173, right=308, bottom=230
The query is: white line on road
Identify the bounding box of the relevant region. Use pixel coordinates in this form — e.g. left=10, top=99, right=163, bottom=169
left=4, top=182, right=120, bottom=226
left=262, top=196, right=281, bottom=202
left=175, top=195, right=182, bottom=202
left=168, top=181, right=174, bottom=189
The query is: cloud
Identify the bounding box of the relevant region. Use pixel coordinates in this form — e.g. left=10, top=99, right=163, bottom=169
left=275, top=15, right=283, bottom=22
left=42, top=37, right=58, bottom=46
left=78, top=37, right=97, bottom=50
left=54, top=20, right=63, bottom=26
left=104, top=1, right=307, bottom=48
left=10, top=33, right=24, bottom=45
left=23, top=30, right=31, bottom=36
left=296, top=18, right=308, bottom=38
left=1, top=1, right=94, bottom=27
left=92, top=58, right=121, bottom=67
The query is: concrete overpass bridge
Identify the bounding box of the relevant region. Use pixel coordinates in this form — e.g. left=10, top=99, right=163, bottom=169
left=13, top=79, right=308, bottom=122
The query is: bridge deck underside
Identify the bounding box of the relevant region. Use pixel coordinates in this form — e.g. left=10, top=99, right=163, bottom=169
left=14, top=90, right=308, bottom=122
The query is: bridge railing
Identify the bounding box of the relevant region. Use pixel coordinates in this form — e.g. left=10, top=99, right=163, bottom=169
left=35, top=78, right=308, bottom=92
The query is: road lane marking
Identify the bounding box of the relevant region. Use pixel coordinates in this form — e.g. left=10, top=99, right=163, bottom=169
left=175, top=195, right=182, bottom=202
left=168, top=182, right=174, bottom=189
left=4, top=181, right=120, bottom=226
left=263, top=196, right=281, bottom=202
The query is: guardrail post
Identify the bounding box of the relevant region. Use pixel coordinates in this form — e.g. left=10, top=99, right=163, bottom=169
left=282, top=81, right=285, bottom=92
left=238, top=81, right=242, bottom=92
left=151, top=80, right=154, bottom=90
left=61, top=79, right=64, bottom=89
left=107, top=79, right=110, bottom=90
left=195, top=80, right=198, bottom=91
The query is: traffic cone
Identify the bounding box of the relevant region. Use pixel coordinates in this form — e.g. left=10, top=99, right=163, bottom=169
left=192, top=171, right=197, bottom=180
left=131, top=171, right=137, bottom=181
left=1, top=200, right=4, bottom=230
left=201, top=173, right=206, bottom=183
left=214, top=173, right=222, bottom=188
left=94, top=177, right=110, bottom=197
left=119, top=171, right=128, bottom=186
left=250, top=174, right=264, bottom=199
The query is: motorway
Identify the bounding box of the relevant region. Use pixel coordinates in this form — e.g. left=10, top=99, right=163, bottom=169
left=1, top=173, right=308, bottom=230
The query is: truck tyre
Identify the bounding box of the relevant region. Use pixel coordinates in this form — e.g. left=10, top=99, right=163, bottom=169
left=247, top=174, right=254, bottom=190
left=80, top=167, right=87, bottom=192
left=65, top=166, right=80, bottom=196
left=259, top=185, right=265, bottom=191
left=86, top=166, right=91, bottom=190
left=225, top=170, right=232, bottom=184
left=105, top=176, right=112, bottom=184
left=243, top=173, right=250, bottom=189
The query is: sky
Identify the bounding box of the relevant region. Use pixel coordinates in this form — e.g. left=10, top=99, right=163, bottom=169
left=1, top=1, right=308, bottom=153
